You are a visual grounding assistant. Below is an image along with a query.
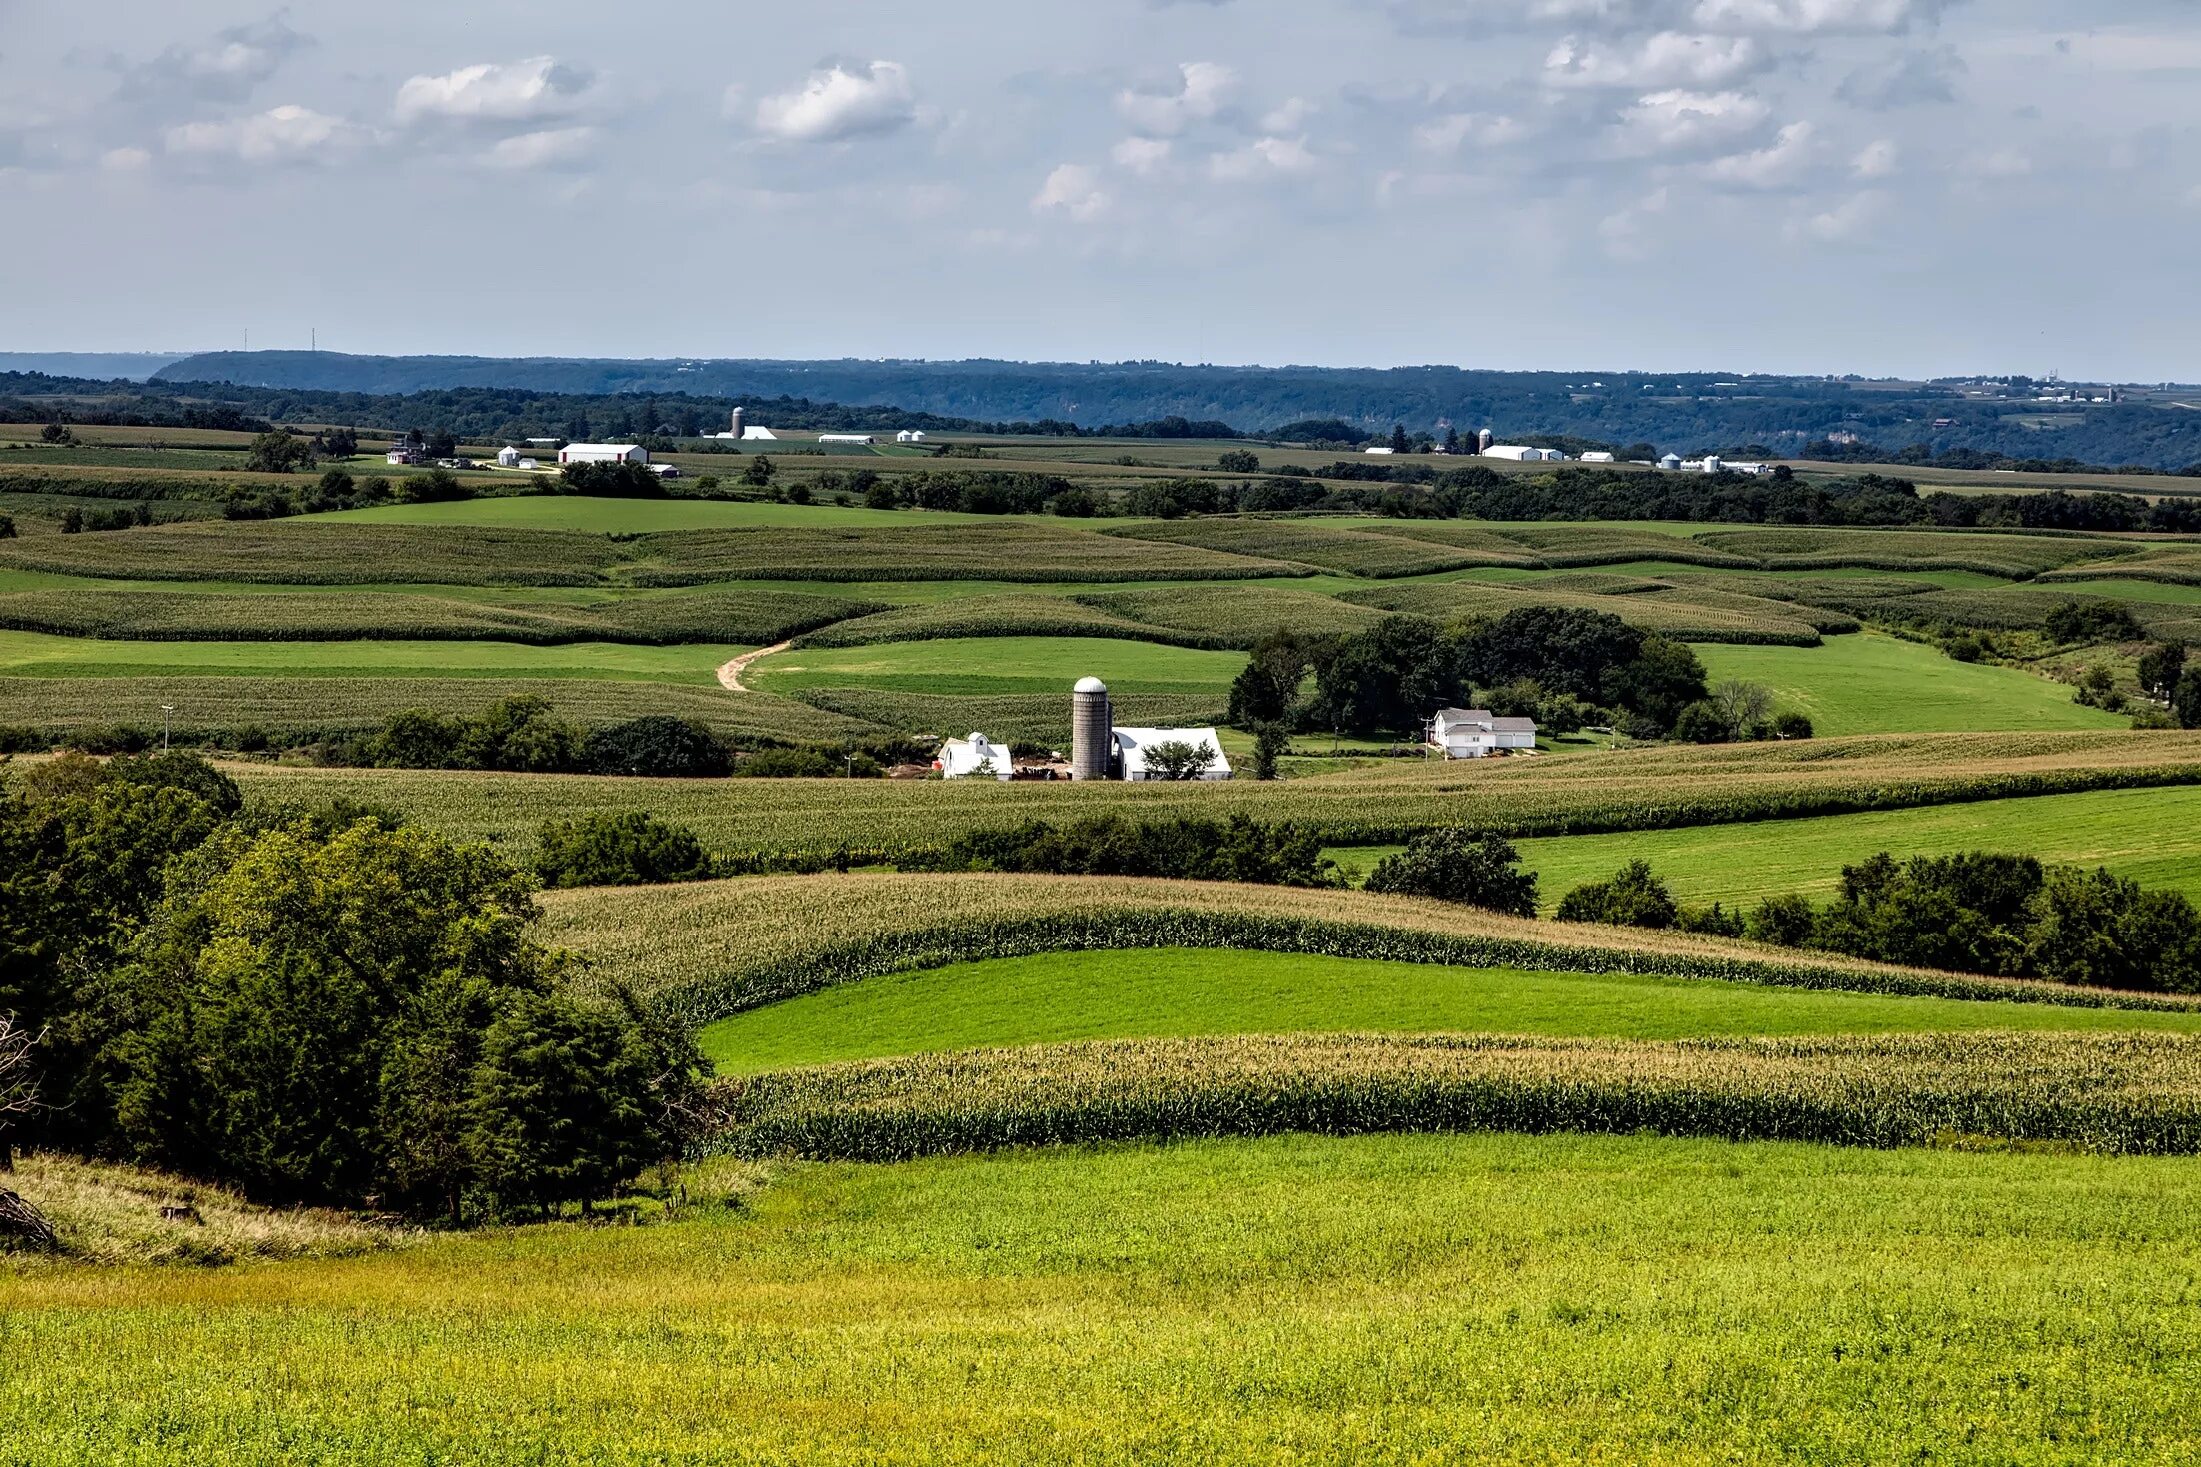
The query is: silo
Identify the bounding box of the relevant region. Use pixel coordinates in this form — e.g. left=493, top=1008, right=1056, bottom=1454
left=730, top=406, right=746, bottom=438
left=1703, top=453, right=1723, bottom=475
left=1071, top=676, right=1113, bottom=781
left=1476, top=428, right=1494, bottom=453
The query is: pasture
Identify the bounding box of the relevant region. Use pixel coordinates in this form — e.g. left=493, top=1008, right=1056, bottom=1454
left=696, top=947, right=2201, bottom=1073
left=10, top=1133, right=2201, bottom=1464
left=1694, top=632, right=2126, bottom=734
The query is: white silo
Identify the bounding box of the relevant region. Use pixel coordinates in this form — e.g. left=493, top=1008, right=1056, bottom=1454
left=730, top=406, right=746, bottom=438
left=1071, top=676, right=1114, bottom=781
left=1476, top=428, right=1494, bottom=453
left=1702, top=453, right=1723, bottom=475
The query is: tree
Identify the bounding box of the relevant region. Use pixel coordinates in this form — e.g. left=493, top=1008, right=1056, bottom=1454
left=740, top=455, right=775, bottom=486
left=1555, top=860, right=1680, bottom=929
left=535, top=813, right=713, bottom=889
left=2178, top=668, right=2201, bottom=730
left=1672, top=701, right=1733, bottom=744
left=243, top=430, right=315, bottom=473
left=1141, top=740, right=1216, bottom=781
left=1770, top=711, right=1815, bottom=740
left=561, top=461, right=666, bottom=498
left=0, top=1016, right=54, bottom=1249
left=398, top=468, right=469, bottom=504
left=864, top=479, right=899, bottom=510
left=0, top=515, right=13, bottom=540
left=583, top=717, right=731, bottom=778
left=1708, top=680, right=1776, bottom=739
left=2044, top=600, right=2144, bottom=646
left=2139, top=643, right=2186, bottom=703
left=1217, top=449, right=1261, bottom=473
left=2024, top=868, right=2201, bottom=993
left=1309, top=616, right=1465, bottom=735
left=39, top=422, right=74, bottom=446
left=1746, top=892, right=1819, bottom=946
left=1250, top=724, right=1287, bottom=781
left=1443, top=426, right=1461, bottom=454
left=1228, top=629, right=1314, bottom=729
left=1389, top=423, right=1410, bottom=454
left=1365, top=830, right=1538, bottom=917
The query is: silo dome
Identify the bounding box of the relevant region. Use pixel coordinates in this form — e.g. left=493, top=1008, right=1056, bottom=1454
left=1074, top=676, right=1109, bottom=694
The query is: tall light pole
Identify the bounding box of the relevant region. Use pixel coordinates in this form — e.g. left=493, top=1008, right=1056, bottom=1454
left=160, top=704, right=175, bottom=752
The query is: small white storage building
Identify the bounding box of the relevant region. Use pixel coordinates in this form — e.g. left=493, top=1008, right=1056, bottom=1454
left=896, top=430, right=927, bottom=443
left=936, top=732, right=1013, bottom=780
left=557, top=443, right=648, bottom=466
left=1112, top=727, right=1232, bottom=782
left=1482, top=445, right=1565, bottom=462
left=1428, top=709, right=1538, bottom=760
left=1580, top=451, right=1616, bottom=464
left=819, top=433, right=877, bottom=446
left=496, top=446, right=522, bottom=467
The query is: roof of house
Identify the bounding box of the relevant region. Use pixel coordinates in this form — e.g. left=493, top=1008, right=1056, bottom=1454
left=1491, top=717, right=1539, bottom=733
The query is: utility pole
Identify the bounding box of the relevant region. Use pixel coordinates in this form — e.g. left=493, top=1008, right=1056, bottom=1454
left=160, top=704, right=174, bottom=751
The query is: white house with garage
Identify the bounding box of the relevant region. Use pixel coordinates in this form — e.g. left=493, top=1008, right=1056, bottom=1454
left=935, top=732, right=1013, bottom=780
left=1427, top=708, right=1538, bottom=759
left=1112, top=726, right=1233, bottom=782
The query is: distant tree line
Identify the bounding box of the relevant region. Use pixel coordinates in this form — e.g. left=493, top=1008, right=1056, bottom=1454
left=0, top=752, right=703, bottom=1231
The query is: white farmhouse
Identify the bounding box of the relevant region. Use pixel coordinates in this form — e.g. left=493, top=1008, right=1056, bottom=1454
left=935, top=732, right=1013, bottom=780
left=1428, top=708, right=1538, bottom=759
left=1112, top=727, right=1232, bottom=782
left=557, top=443, right=648, bottom=466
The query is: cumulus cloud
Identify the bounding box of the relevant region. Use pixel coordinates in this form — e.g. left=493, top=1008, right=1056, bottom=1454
left=1691, top=0, right=1948, bottom=34
left=395, top=57, right=592, bottom=127
left=1852, top=138, right=1898, bottom=177
left=165, top=104, right=362, bottom=164
left=131, top=16, right=312, bottom=103
left=1032, top=162, right=1110, bottom=221
left=1612, top=89, right=1771, bottom=155
left=1116, top=61, right=1234, bottom=137
left=100, top=146, right=152, bottom=172
left=1600, top=185, right=1671, bottom=261
left=481, top=126, right=598, bottom=170
left=1701, top=120, right=1814, bottom=186
left=1412, top=111, right=1528, bottom=155
left=1790, top=188, right=1888, bottom=242
left=1836, top=45, right=1965, bottom=109
left=1111, top=136, right=1176, bottom=175
left=1545, top=32, right=1766, bottom=89
left=1209, top=135, right=1316, bottom=181
left=753, top=61, right=918, bottom=143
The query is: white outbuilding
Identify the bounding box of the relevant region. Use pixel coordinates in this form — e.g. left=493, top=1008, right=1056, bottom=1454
left=1481, top=445, right=1566, bottom=462
left=1111, top=727, right=1232, bottom=782
left=1428, top=709, right=1539, bottom=760
left=935, top=732, right=1013, bottom=780
left=1580, top=451, right=1616, bottom=464
left=896, top=429, right=928, bottom=443
left=496, top=446, right=522, bottom=467
left=819, top=433, right=877, bottom=445
left=557, top=443, right=648, bottom=466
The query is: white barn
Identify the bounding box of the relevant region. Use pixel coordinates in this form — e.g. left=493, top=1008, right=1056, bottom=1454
left=819, top=433, right=877, bottom=445
left=1428, top=709, right=1538, bottom=760
left=1482, top=446, right=1566, bottom=462
left=935, top=732, right=1013, bottom=780
left=1112, top=727, right=1232, bottom=782
left=557, top=443, right=648, bottom=466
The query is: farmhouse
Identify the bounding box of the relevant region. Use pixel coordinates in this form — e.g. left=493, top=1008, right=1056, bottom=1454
left=935, top=732, right=1012, bottom=780
left=1427, top=708, right=1538, bottom=759
left=557, top=443, right=648, bottom=466
left=385, top=443, right=427, bottom=467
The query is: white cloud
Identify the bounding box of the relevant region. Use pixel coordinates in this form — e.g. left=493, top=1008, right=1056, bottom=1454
left=753, top=61, right=917, bottom=143
left=395, top=56, right=591, bottom=127
left=1852, top=138, right=1898, bottom=177
left=1790, top=188, right=1888, bottom=242
left=481, top=126, right=598, bottom=170
left=1210, top=135, right=1316, bottom=181
left=165, top=104, right=361, bottom=164
left=1116, top=61, right=1234, bottom=137
left=1111, top=137, right=1175, bottom=175
left=1702, top=120, right=1815, bottom=186
left=1837, top=45, right=1965, bottom=109
left=1032, top=162, right=1110, bottom=221
left=1262, top=97, right=1317, bottom=133
left=1600, top=185, right=1671, bottom=260
left=1691, top=0, right=1946, bottom=34
left=1546, top=32, right=1766, bottom=89
left=1612, top=89, right=1771, bottom=156
left=100, top=146, right=152, bottom=172
left=1976, top=148, right=2031, bottom=178
left=132, top=18, right=312, bottom=103
left=1412, top=112, right=1528, bottom=155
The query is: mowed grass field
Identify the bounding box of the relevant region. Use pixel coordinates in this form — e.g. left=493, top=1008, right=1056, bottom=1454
left=1330, top=785, right=2201, bottom=908
left=747, top=634, right=1246, bottom=698
left=696, top=947, right=2201, bottom=1073
left=1695, top=631, right=2126, bottom=735
left=0, top=629, right=745, bottom=682
left=9, top=1133, right=2201, bottom=1464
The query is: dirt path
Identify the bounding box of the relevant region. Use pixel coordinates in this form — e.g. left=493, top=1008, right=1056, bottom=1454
left=717, top=640, right=792, bottom=693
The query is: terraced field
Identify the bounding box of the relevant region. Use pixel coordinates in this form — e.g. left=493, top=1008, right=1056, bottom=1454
left=748, top=635, right=1246, bottom=699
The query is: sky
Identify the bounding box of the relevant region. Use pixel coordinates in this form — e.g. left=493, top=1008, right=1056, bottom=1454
left=0, top=0, right=2195, bottom=381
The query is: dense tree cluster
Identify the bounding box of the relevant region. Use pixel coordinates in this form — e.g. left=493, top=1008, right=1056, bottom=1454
left=1364, top=831, right=1539, bottom=917
left=0, top=753, right=701, bottom=1221
left=1229, top=609, right=1711, bottom=739
left=907, top=814, right=1337, bottom=886
left=536, top=812, right=714, bottom=889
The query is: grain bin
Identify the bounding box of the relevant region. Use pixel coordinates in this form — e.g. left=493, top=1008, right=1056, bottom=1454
left=730, top=406, right=746, bottom=438
left=1071, top=676, right=1113, bottom=781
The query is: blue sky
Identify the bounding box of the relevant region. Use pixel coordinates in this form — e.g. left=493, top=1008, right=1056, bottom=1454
left=1, top=0, right=2195, bottom=380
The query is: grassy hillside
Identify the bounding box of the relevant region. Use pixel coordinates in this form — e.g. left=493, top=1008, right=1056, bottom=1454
left=1694, top=632, right=2126, bottom=735
left=697, top=947, right=2201, bottom=1073
left=9, top=1133, right=2200, bottom=1462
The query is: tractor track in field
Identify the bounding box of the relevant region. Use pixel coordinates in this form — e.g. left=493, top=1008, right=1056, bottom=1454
left=717, top=640, right=792, bottom=693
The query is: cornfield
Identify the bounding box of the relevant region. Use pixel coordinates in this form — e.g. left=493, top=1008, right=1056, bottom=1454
left=538, top=871, right=2201, bottom=1028
left=701, top=1029, right=2201, bottom=1160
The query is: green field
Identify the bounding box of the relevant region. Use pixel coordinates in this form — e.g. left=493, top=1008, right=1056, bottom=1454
left=0, top=629, right=744, bottom=682
left=1695, top=631, right=2127, bottom=734
left=747, top=634, right=1246, bottom=698
left=327, top=496, right=1005, bottom=532
left=9, top=1133, right=2201, bottom=1463
left=696, top=947, right=2201, bottom=1072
